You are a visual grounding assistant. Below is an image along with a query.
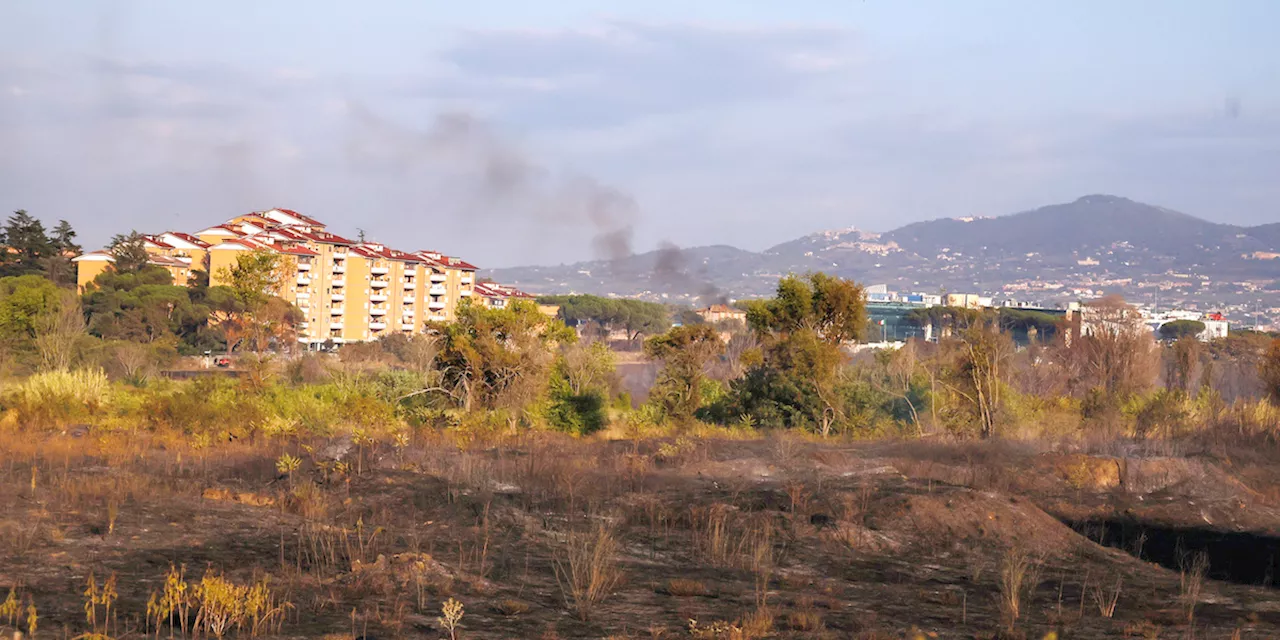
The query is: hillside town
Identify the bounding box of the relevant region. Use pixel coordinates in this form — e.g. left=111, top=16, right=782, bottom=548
left=72, top=208, right=537, bottom=348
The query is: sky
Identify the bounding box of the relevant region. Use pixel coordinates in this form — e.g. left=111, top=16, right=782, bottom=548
left=2, top=1, right=1278, bottom=268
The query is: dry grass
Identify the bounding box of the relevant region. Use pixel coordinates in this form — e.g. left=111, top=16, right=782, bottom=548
left=1089, top=574, right=1123, bottom=618
left=662, top=578, right=707, bottom=597
left=997, top=546, right=1044, bottom=633
left=554, top=524, right=624, bottom=621
left=1180, top=551, right=1209, bottom=622
left=492, top=598, right=531, bottom=616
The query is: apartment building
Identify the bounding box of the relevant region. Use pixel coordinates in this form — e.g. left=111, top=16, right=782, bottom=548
left=75, top=208, right=484, bottom=348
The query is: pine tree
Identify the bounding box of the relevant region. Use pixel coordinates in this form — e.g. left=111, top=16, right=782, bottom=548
left=0, top=210, right=55, bottom=277
left=110, top=231, right=151, bottom=274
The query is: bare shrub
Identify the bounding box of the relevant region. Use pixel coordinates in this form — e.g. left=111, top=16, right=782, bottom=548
left=1090, top=575, right=1122, bottom=618
left=554, top=524, right=623, bottom=621
left=997, top=546, right=1044, bottom=632
left=1179, top=551, right=1209, bottom=622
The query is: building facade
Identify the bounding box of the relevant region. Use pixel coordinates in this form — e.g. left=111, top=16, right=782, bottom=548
left=73, top=208, right=517, bottom=348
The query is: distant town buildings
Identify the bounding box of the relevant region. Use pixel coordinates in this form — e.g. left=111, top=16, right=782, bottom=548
left=862, top=284, right=1231, bottom=344
left=73, top=208, right=536, bottom=347
left=696, top=304, right=747, bottom=324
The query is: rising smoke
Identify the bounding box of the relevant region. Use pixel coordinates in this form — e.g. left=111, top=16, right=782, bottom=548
left=652, top=241, right=727, bottom=304
left=343, top=104, right=636, bottom=261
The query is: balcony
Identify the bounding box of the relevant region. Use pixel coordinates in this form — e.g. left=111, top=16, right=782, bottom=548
left=370, top=307, right=387, bottom=317
left=402, top=308, right=414, bottom=316
left=403, top=281, right=415, bottom=290
left=461, top=274, right=473, bottom=284
left=297, top=262, right=312, bottom=272
left=402, top=296, right=414, bottom=305
left=298, top=322, right=308, bottom=329
left=331, top=293, right=345, bottom=302
left=370, top=321, right=387, bottom=331
left=370, top=293, right=387, bottom=303
left=371, top=279, right=389, bottom=289
left=295, top=292, right=310, bottom=299
left=430, top=273, right=447, bottom=283
left=401, top=323, right=415, bottom=331
left=329, top=336, right=345, bottom=344
left=428, top=300, right=446, bottom=310
left=429, top=313, right=448, bottom=322
left=330, top=306, right=344, bottom=315
left=371, top=266, right=389, bottom=276
left=429, top=284, right=447, bottom=296
left=331, top=278, right=346, bottom=287
left=297, top=276, right=311, bottom=286
left=459, top=289, right=472, bottom=297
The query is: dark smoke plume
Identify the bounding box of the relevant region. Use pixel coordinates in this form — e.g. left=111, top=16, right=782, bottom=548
left=344, top=105, right=635, bottom=260
left=652, top=241, right=727, bottom=305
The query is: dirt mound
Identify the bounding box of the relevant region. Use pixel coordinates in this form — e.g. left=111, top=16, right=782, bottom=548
left=868, top=489, right=1085, bottom=555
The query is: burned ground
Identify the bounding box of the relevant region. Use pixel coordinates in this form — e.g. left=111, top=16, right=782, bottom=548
left=2, top=433, right=1279, bottom=639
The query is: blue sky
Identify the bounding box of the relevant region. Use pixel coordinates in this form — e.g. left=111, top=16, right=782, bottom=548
left=2, top=1, right=1277, bottom=267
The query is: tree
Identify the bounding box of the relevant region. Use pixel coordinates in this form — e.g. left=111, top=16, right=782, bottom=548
left=51, top=220, right=79, bottom=255
left=1159, top=320, right=1205, bottom=342
left=428, top=300, right=576, bottom=420
left=538, top=295, right=672, bottom=342
left=1165, top=335, right=1202, bottom=394
left=728, top=273, right=866, bottom=435
left=644, top=324, right=723, bottom=421
left=947, top=323, right=1014, bottom=438
left=561, top=340, right=617, bottom=396
left=0, top=210, right=55, bottom=278
left=0, top=275, right=62, bottom=347
left=218, top=250, right=291, bottom=308
left=109, top=231, right=151, bottom=274
left=216, top=250, right=299, bottom=353
left=1057, top=296, right=1158, bottom=399
left=35, top=290, right=88, bottom=371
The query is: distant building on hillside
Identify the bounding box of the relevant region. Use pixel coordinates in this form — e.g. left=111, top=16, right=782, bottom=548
left=696, top=304, right=746, bottom=324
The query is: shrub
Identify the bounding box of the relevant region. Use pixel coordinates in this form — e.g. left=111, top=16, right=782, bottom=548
left=6, top=367, right=110, bottom=429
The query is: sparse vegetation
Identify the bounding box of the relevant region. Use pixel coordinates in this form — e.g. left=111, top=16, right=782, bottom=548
left=0, top=256, right=1277, bottom=638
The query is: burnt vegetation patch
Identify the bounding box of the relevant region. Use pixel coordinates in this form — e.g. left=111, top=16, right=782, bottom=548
left=1069, top=517, right=1280, bottom=587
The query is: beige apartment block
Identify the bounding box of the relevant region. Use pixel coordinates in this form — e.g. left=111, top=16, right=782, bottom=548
left=75, top=208, right=532, bottom=348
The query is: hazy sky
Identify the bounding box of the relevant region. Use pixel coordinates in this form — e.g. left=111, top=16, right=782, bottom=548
left=2, top=1, right=1278, bottom=267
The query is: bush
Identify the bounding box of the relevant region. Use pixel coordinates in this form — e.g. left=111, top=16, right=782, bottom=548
left=6, top=368, right=111, bottom=429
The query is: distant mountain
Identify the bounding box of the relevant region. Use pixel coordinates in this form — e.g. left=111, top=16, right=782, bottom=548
left=488, top=195, right=1280, bottom=302
left=884, top=195, right=1265, bottom=260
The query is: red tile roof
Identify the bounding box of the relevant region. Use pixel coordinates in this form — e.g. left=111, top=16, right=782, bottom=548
left=147, top=254, right=190, bottom=267
left=475, top=282, right=532, bottom=299
left=197, top=224, right=246, bottom=237
left=162, top=232, right=211, bottom=248
left=143, top=235, right=175, bottom=250
left=272, top=208, right=325, bottom=227
left=276, top=244, right=319, bottom=257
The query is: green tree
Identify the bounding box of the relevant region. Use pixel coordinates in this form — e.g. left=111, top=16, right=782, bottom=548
left=428, top=300, right=576, bottom=420
left=216, top=250, right=299, bottom=352
left=730, top=273, right=867, bottom=435
left=644, top=324, right=723, bottom=421
left=538, top=294, right=671, bottom=341
left=1158, top=319, right=1206, bottom=342
left=0, top=275, right=62, bottom=348
left=0, top=210, right=55, bottom=278
left=109, top=231, right=151, bottom=274
left=51, top=220, right=79, bottom=254
left=218, top=250, right=289, bottom=308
